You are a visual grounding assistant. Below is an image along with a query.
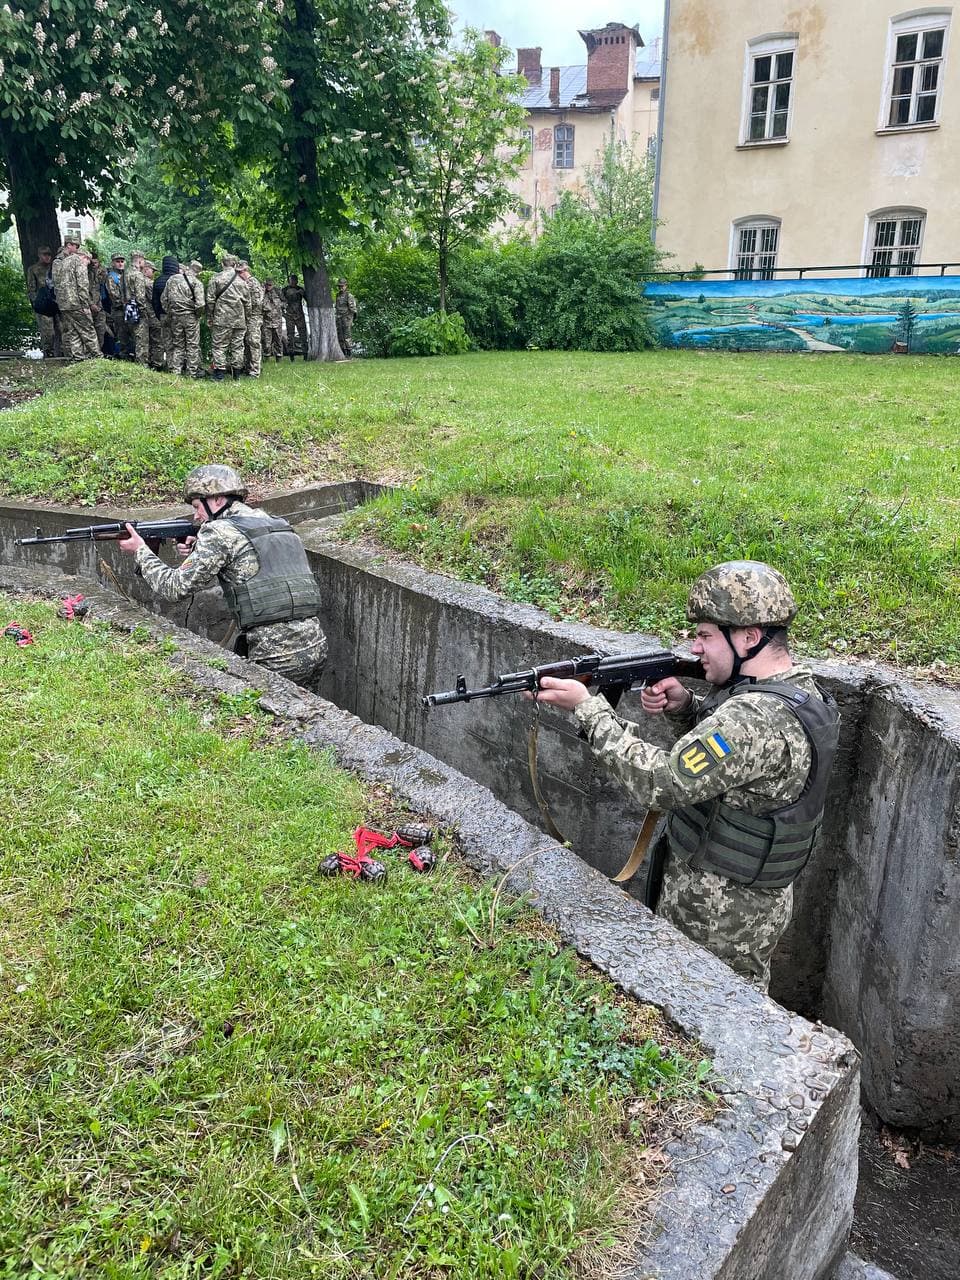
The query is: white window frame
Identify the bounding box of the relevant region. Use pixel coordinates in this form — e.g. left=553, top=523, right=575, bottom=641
left=553, top=123, right=574, bottom=169
left=730, top=216, right=781, bottom=280
left=879, top=9, right=952, bottom=130
left=520, top=126, right=533, bottom=166
left=740, top=33, right=798, bottom=145
left=863, top=208, right=926, bottom=276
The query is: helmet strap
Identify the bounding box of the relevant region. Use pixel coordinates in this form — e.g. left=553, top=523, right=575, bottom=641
left=202, top=495, right=239, bottom=522
left=720, top=625, right=772, bottom=684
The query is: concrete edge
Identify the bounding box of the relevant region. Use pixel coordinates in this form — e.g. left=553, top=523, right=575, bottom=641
left=0, top=564, right=861, bottom=1280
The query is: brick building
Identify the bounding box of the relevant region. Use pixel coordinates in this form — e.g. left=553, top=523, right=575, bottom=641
left=494, top=23, right=661, bottom=236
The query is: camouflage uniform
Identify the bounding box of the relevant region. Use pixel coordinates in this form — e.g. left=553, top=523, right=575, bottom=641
left=239, top=264, right=264, bottom=377
left=282, top=281, right=308, bottom=355
left=126, top=255, right=151, bottom=365
left=142, top=262, right=164, bottom=369
left=134, top=498, right=327, bottom=685
left=207, top=256, right=249, bottom=374
left=105, top=262, right=130, bottom=356
left=261, top=283, right=283, bottom=359
left=52, top=245, right=101, bottom=360
left=87, top=257, right=108, bottom=352
left=26, top=250, right=60, bottom=357
left=162, top=269, right=205, bottom=376
left=334, top=281, right=357, bottom=357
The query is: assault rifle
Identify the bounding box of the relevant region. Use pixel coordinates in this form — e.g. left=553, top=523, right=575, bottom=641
left=15, top=518, right=198, bottom=547
left=422, top=650, right=703, bottom=710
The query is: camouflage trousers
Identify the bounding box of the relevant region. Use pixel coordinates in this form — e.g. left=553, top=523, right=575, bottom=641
left=110, top=316, right=131, bottom=357
left=171, top=314, right=201, bottom=376
left=244, top=618, right=328, bottom=691
left=146, top=317, right=163, bottom=369
left=60, top=307, right=102, bottom=361
left=161, top=313, right=175, bottom=369
left=262, top=321, right=282, bottom=358
left=37, top=313, right=61, bottom=358
left=245, top=314, right=262, bottom=377
left=91, top=304, right=107, bottom=352
left=657, top=849, right=793, bottom=992
left=129, top=317, right=149, bottom=366
left=336, top=313, right=353, bottom=357
left=211, top=322, right=246, bottom=371
left=285, top=310, right=308, bottom=354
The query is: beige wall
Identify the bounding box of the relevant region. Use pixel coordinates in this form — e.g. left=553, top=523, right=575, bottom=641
left=658, top=0, right=960, bottom=273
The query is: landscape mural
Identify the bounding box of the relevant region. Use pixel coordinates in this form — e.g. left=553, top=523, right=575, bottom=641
left=644, top=276, right=960, bottom=355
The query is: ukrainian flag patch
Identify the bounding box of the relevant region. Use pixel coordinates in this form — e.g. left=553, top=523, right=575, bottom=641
left=705, top=732, right=731, bottom=760
left=677, top=733, right=734, bottom=779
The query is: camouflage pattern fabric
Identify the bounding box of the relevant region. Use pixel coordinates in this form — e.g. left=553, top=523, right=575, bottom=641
left=282, top=284, right=308, bottom=353
left=52, top=252, right=101, bottom=360
left=244, top=274, right=264, bottom=377
left=163, top=274, right=204, bottom=376
left=207, top=268, right=249, bottom=371
left=134, top=501, right=327, bottom=686
left=261, top=286, right=283, bottom=357
left=87, top=261, right=108, bottom=350
left=126, top=266, right=151, bottom=365
left=687, top=560, right=797, bottom=626
left=335, top=290, right=357, bottom=357
left=657, top=852, right=793, bottom=990
left=105, top=268, right=130, bottom=356
left=26, top=259, right=61, bottom=357
left=576, top=665, right=822, bottom=992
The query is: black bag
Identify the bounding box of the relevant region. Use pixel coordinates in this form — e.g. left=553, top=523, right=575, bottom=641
left=32, top=284, right=59, bottom=317
left=100, top=282, right=112, bottom=313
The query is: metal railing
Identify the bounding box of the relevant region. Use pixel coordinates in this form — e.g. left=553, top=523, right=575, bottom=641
left=648, top=261, right=960, bottom=281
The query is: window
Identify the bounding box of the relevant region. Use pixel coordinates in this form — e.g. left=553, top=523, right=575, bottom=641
left=520, top=126, right=533, bottom=166
left=743, top=35, right=797, bottom=142
left=65, top=219, right=82, bottom=237
left=518, top=203, right=532, bottom=220
left=732, top=218, right=780, bottom=279
left=866, top=210, right=925, bottom=276
left=554, top=123, right=574, bottom=168
left=884, top=12, right=950, bottom=127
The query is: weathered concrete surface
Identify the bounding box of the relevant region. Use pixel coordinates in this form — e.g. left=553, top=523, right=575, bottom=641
left=4, top=499, right=960, bottom=1139
left=833, top=1256, right=897, bottom=1280
left=0, top=563, right=860, bottom=1280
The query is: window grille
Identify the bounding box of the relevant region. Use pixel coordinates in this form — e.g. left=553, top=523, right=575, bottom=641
left=734, top=221, right=780, bottom=279
left=553, top=124, right=574, bottom=168
left=867, top=213, right=925, bottom=276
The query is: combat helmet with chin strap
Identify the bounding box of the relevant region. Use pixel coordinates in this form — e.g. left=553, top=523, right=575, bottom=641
left=686, top=560, right=797, bottom=682
left=182, top=464, right=247, bottom=521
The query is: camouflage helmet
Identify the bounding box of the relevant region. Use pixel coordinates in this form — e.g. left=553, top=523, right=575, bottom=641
left=182, top=464, right=247, bottom=502
left=686, top=561, right=797, bottom=628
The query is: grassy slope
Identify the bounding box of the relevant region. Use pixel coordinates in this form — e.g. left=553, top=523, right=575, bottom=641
left=2, top=350, right=958, bottom=667
left=0, top=599, right=710, bottom=1280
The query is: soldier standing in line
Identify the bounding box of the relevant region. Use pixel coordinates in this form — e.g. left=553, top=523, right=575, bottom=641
left=86, top=249, right=108, bottom=354
left=153, top=255, right=181, bottom=372
left=142, top=260, right=164, bottom=369
left=530, top=562, right=839, bottom=992
left=26, top=245, right=61, bottom=358
left=162, top=262, right=205, bottom=378
left=238, top=261, right=264, bottom=378
left=281, top=273, right=308, bottom=359
left=261, top=279, right=284, bottom=363
left=52, top=238, right=102, bottom=361
left=105, top=252, right=130, bottom=357
left=206, top=253, right=249, bottom=381
left=116, top=464, right=327, bottom=687
left=334, top=277, right=358, bottom=358
left=126, top=250, right=151, bottom=366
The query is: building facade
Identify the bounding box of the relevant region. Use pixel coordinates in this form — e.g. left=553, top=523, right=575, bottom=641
left=494, top=24, right=660, bottom=236
left=655, top=1, right=960, bottom=276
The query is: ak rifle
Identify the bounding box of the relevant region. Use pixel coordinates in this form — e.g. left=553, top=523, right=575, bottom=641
left=15, top=518, right=198, bottom=547
left=422, top=650, right=703, bottom=710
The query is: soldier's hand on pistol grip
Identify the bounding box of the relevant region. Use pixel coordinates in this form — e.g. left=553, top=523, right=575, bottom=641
left=176, top=536, right=196, bottom=558
left=640, top=678, right=693, bottom=717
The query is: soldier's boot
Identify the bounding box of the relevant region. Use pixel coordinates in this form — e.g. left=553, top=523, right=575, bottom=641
left=288, top=350, right=296, bottom=361
left=275, top=355, right=281, bottom=364
left=231, top=367, right=241, bottom=380
left=212, top=369, right=225, bottom=382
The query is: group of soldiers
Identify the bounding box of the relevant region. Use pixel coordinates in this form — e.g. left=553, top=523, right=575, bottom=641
left=26, top=238, right=359, bottom=377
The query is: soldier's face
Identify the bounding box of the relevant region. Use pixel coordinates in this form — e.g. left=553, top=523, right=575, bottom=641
left=191, top=496, right=229, bottom=523
left=691, top=623, right=744, bottom=684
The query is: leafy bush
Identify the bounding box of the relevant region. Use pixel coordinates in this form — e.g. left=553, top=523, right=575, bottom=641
left=0, top=255, right=38, bottom=351
left=332, top=238, right=435, bottom=357
left=389, top=310, right=471, bottom=357
left=447, top=239, right=535, bottom=350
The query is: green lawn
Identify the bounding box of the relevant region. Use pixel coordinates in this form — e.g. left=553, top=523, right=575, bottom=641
left=0, top=598, right=710, bottom=1279
left=3, top=350, right=959, bottom=668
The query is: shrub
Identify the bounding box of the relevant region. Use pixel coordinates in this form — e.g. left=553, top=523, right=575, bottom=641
left=332, top=238, right=435, bottom=357
left=447, top=238, right=535, bottom=350
left=0, top=256, right=38, bottom=351
left=388, top=310, right=471, bottom=357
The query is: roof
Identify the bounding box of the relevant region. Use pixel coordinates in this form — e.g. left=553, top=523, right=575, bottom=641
left=635, top=53, right=661, bottom=79
left=520, top=48, right=661, bottom=113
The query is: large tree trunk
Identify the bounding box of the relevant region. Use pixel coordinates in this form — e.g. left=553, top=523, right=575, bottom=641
left=0, top=128, right=62, bottom=275
left=300, top=230, right=344, bottom=362
left=438, top=232, right=448, bottom=313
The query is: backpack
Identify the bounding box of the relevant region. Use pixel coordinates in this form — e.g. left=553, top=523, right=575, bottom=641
left=124, top=298, right=141, bottom=325
left=32, top=284, right=59, bottom=317
left=100, top=282, right=112, bottom=313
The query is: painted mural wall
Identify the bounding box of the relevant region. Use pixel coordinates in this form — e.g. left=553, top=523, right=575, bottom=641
left=644, top=277, right=960, bottom=355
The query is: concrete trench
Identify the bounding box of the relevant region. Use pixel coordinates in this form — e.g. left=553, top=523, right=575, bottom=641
left=2, top=482, right=959, bottom=1278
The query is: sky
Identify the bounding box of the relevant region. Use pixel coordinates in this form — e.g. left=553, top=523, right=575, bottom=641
left=451, top=1, right=664, bottom=67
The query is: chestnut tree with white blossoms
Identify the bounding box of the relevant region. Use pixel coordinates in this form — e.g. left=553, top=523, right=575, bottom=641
left=0, top=0, right=288, bottom=272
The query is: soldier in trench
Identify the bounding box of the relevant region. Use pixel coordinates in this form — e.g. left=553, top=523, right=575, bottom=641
left=116, top=464, right=327, bottom=689
left=529, top=561, right=840, bottom=991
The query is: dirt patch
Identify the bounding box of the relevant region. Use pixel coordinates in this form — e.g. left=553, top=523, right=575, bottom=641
left=0, top=388, right=42, bottom=412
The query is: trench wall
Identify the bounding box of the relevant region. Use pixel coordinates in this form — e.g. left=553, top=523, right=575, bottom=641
left=4, top=494, right=959, bottom=1137
left=0, top=563, right=862, bottom=1280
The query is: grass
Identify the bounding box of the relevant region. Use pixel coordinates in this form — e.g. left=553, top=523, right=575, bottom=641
left=0, top=598, right=713, bottom=1279
left=2, top=350, right=959, bottom=669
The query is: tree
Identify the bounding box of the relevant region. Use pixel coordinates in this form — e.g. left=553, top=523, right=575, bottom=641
left=100, top=143, right=248, bottom=263
left=897, top=298, right=919, bottom=351
left=0, top=0, right=284, bottom=274
left=212, top=0, right=450, bottom=360
left=412, top=30, right=526, bottom=312
left=581, top=135, right=655, bottom=235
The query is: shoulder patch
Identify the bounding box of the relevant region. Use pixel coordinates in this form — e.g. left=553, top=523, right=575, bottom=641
left=677, top=733, right=733, bottom=778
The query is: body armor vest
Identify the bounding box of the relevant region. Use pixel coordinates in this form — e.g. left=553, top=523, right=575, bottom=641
left=217, top=515, right=322, bottom=632
left=666, top=680, right=839, bottom=890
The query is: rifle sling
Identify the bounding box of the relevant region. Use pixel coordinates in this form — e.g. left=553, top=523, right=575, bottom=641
left=527, top=718, right=569, bottom=846
left=611, top=808, right=661, bottom=884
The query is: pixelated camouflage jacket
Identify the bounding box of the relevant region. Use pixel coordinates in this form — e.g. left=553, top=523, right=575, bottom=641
left=127, top=267, right=150, bottom=310
left=26, top=260, right=52, bottom=301
left=51, top=252, right=90, bottom=310
left=244, top=275, right=265, bottom=320
left=261, top=289, right=283, bottom=326
left=206, top=268, right=249, bottom=327
left=575, top=666, right=820, bottom=816
left=134, top=502, right=324, bottom=662
left=162, top=272, right=204, bottom=317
